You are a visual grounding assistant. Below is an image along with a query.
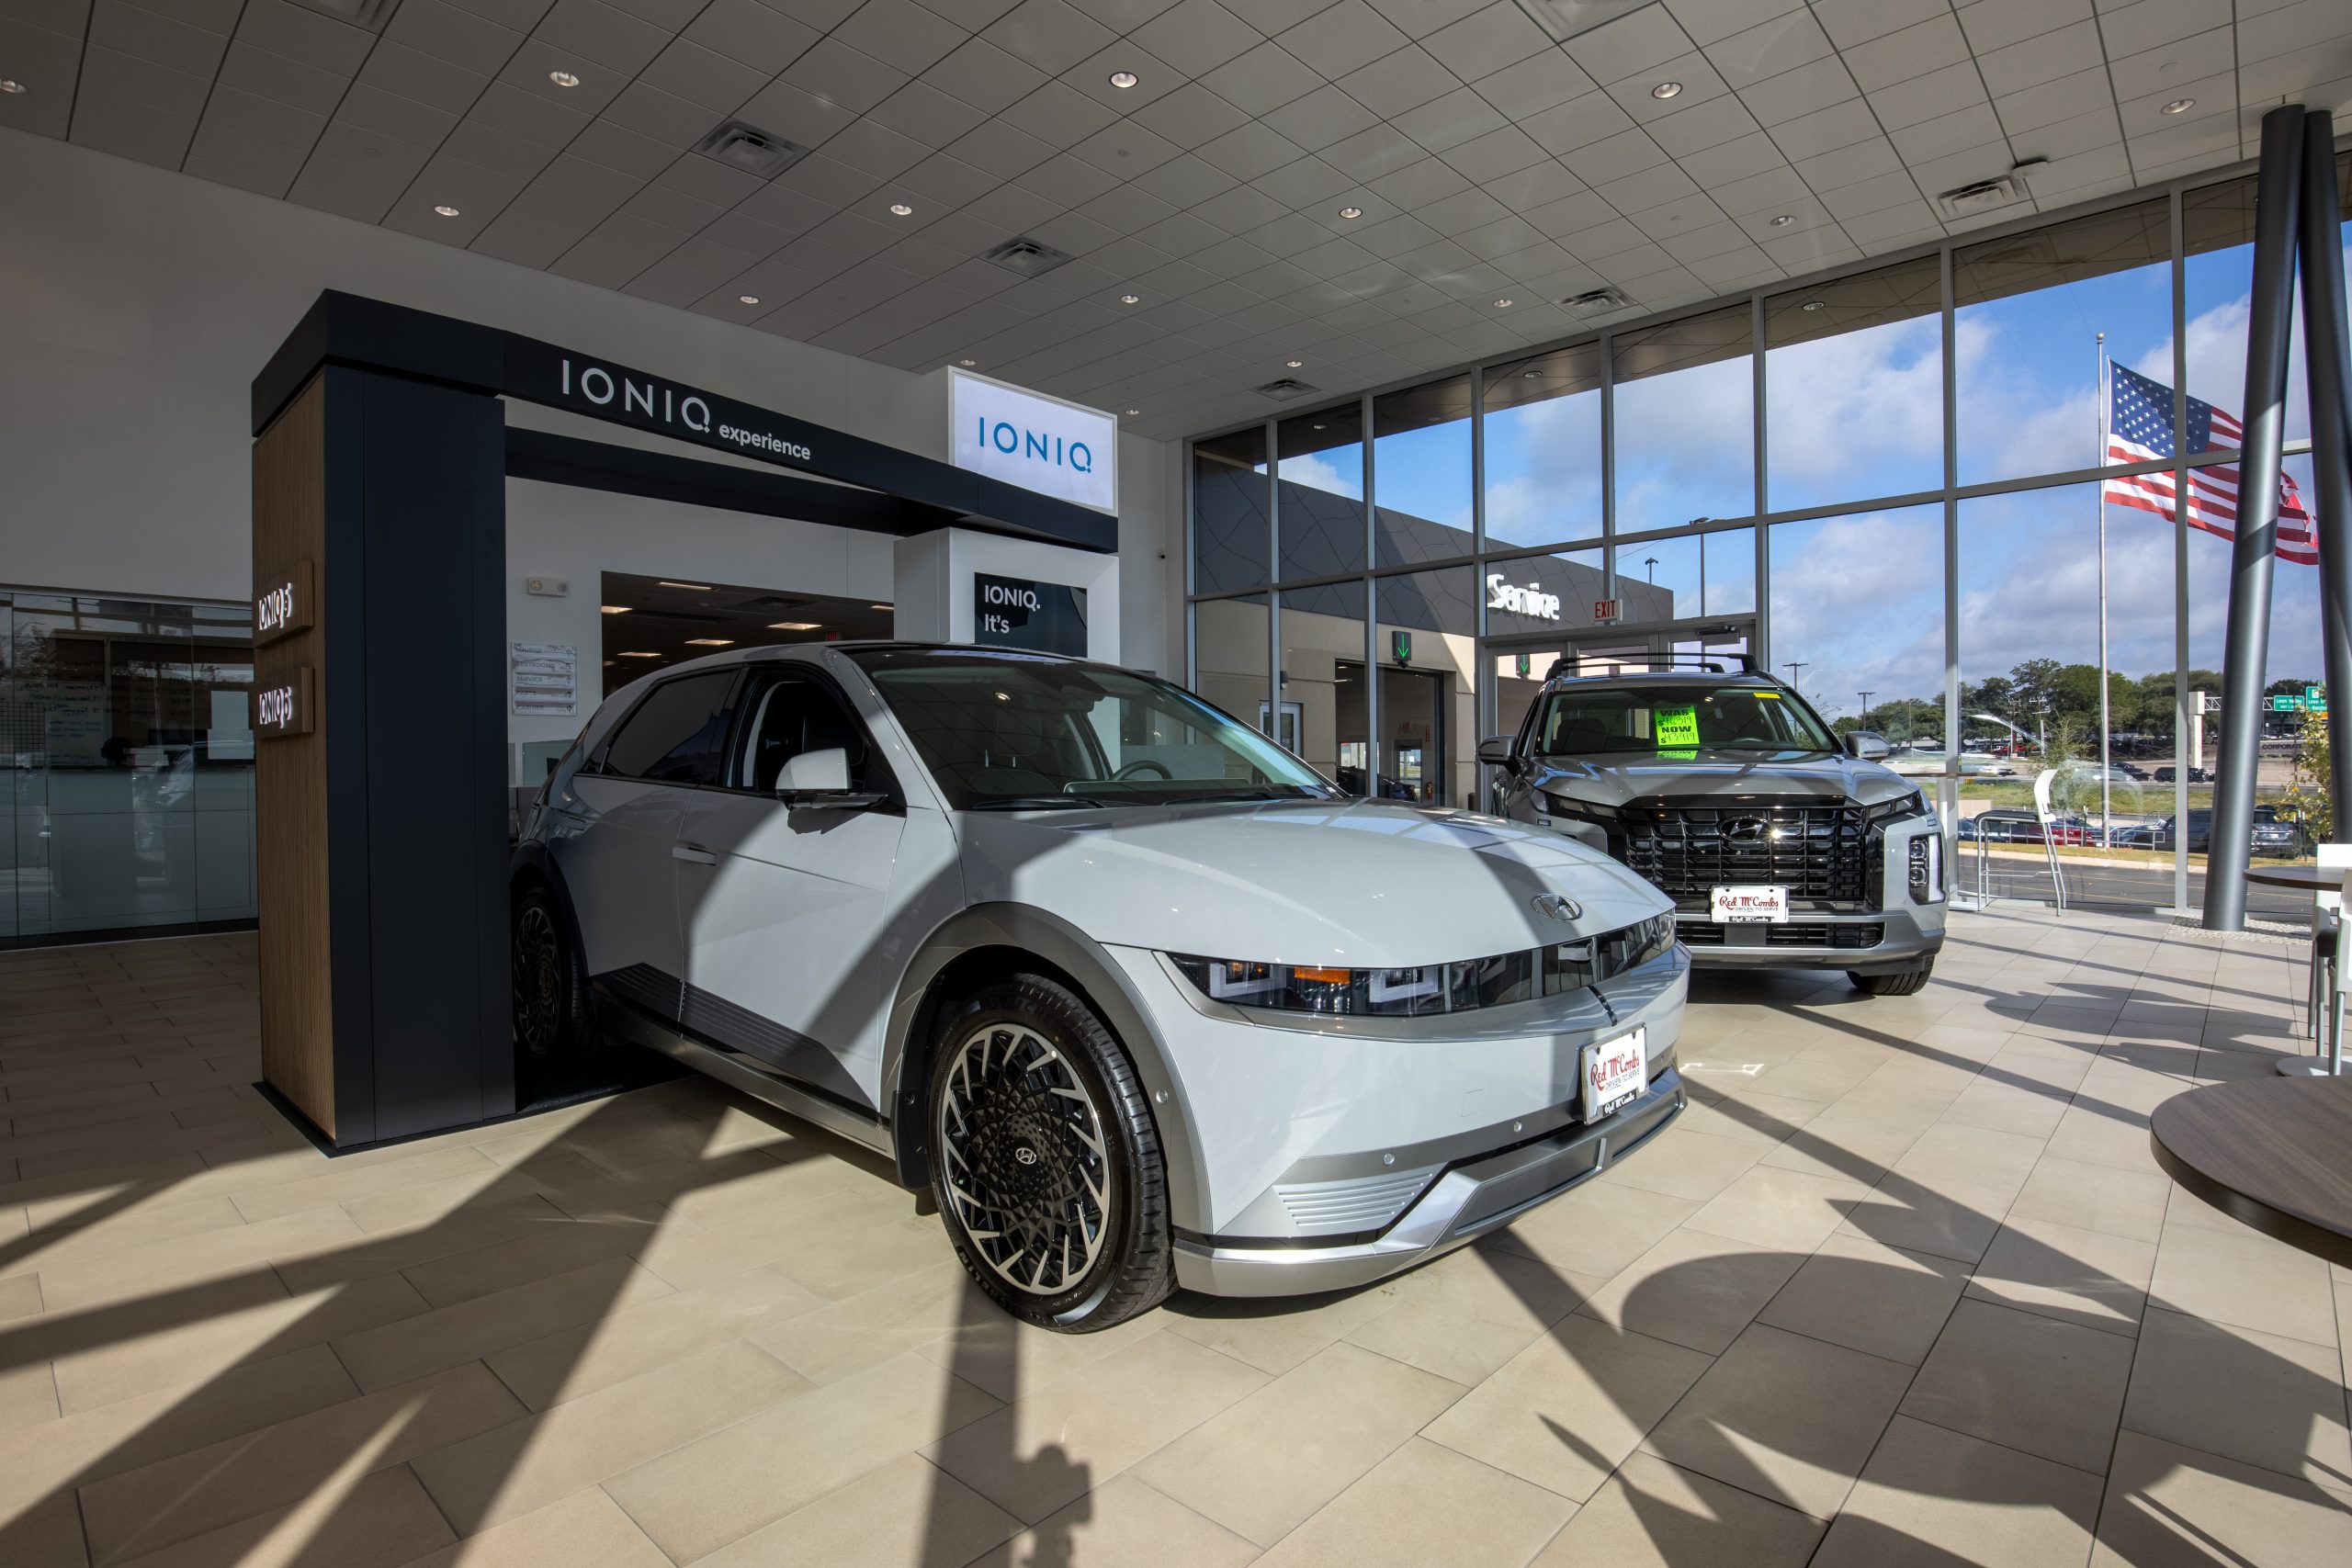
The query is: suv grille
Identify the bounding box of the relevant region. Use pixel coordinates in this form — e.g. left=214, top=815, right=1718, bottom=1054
left=1678, top=920, right=1884, bottom=949
left=1620, top=799, right=1874, bottom=909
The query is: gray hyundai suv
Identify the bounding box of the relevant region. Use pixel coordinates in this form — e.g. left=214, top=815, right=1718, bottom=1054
left=1481, top=656, right=1946, bottom=995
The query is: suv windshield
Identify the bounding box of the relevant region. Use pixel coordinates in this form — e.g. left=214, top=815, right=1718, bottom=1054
left=850, top=649, right=1338, bottom=809
left=1529, top=682, right=1838, bottom=756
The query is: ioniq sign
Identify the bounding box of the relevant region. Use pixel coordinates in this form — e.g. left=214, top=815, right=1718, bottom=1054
left=950, top=370, right=1116, bottom=513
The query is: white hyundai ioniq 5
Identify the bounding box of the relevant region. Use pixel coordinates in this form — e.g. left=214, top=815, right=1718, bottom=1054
left=513, top=644, right=1688, bottom=1331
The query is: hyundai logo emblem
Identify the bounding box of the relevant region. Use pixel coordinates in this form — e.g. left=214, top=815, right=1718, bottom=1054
left=1012, top=1145, right=1039, bottom=1166
left=1723, top=816, right=1772, bottom=842
left=1532, top=894, right=1582, bottom=921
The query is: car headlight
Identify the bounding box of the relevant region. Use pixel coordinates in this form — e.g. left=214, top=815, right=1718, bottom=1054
left=1865, top=789, right=1930, bottom=828
left=1170, top=913, right=1677, bottom=1018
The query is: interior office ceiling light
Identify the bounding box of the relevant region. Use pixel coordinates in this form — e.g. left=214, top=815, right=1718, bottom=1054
left=684, top=637, right=734, bottom=646
left=1125, top=408, right=1139, bottom=415
left=1120, top=294, right=1140, bottom=304
left=433, top=204, right=460, bottom=217
left=2162, top=97, right=2195, bottom=114
left=1109, top=71, right=1138, bottom=88
left=960, top=358, right=978, bottom=366
left=889, top=203, right=913, bottom=215
left=1769, top=214, right=1793, bottom=226
left=1802, top=299, right=1826, bottom=311
left=618, top=650, right=660, bottom=658
left=548, top=70, right=579, bottom=87
left=1339, top=206, right=1362, bottom=219
left=600, top=605, right=631, bottom=614
left=659, top=580, right=713, bottom=591
left=738, top=294, right=760, bottom=304
left=768, top=620, right=820, bottom=630
left=1650, top=81, right=1681, bottom=99
left=0, top=79, right=25, bottom=94
left=1285, top=359, right=1304, bottom=367
left=1494, top=298, right=1514, bottom=307
left=869, top=604, right=893, bottom=611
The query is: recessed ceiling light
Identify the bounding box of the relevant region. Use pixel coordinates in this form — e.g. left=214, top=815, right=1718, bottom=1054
left=1339, top=206, right=1363, bottom=219
left=1651, top=81, right=1682, bottom=100
left=2162, top=96, right=2195, bottom=115
left=1494, top=298, right=1514, bottom=307
left=1523, top=369, right=1542, bottom=378
left=658, top=580, right=713, bottom=591
left=684, top=637, right=734, bottom=647
left=960, top=358, right=978, bottom=366
left=768, top=621, right=820, bottom=631
left=1285, top=359, right=1303, bottom=367
left=1109, top=70, right=1138, bottom=88
left=600, top=605, right=631, bottom=615
left=888, top=203, right=913, bottom=216
left=433, top=204, right=460, bottom=217
left=1802, top=299, right=1826, bottom=311
left=869, top=604, right=894, bottom=611
left=1120, top=294, right=1140, bottom=304
left=618, top=650, right=661, bottom=658
left=548, top=70, right=580, bottom=88
left=738, top=294, right=760, bottom=304
left=0, top=79, right=25, bottom=95
left=1125, top=408, right=1139, bottom=415
left=1769, top=214, right=1794, bottom=226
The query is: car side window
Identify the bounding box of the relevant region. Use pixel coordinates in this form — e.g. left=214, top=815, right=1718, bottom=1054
left=599, top=671, right=738, bottom=785
left=731, top=673, right=884, bottom=795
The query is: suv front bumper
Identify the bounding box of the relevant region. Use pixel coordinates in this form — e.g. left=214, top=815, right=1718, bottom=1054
left=1676, top=903, right=1942, bottom=975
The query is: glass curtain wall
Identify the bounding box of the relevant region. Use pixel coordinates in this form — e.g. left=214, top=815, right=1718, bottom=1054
left=2, top=589, right=257, bottom=946
left=1187, top=151, right=2352, bottom=906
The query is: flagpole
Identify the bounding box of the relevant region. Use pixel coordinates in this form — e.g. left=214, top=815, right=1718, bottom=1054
left=2098, top=333, right=2112, bottom=849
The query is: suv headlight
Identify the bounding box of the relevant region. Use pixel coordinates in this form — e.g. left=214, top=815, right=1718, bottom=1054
left=1170, top=914, right=1677, bottom=1018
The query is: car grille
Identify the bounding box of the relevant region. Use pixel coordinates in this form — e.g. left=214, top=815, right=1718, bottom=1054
left=1621, top=799, right=1874, bottom=909
left=1678, top=920, right=1885, bottom=949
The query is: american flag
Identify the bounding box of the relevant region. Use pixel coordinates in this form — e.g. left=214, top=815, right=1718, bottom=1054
left=2103, top=362, right=2315, bottom=564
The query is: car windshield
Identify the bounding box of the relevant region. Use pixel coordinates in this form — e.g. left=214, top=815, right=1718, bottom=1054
left=849, top=649, right=1339, bottom=810
left=1529, top=682, right=1838, bottom=756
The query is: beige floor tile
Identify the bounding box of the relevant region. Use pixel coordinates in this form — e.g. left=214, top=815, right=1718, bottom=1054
left=914, top=1297, right=1170, bottom=1404
left=1139, top=1338, right=1465, bottom=1543
left=1900, top=1298, right=2135, bottom=1474
left=1838, top=1170, right=2013, bottom=1262
left=1595, top=1129, right=1765, bottom=1201
left=0, top=1357, right=59, bottom=1435
left=1891, top=1121, right=2050, bottom=1195
left=1575, top=1226, right=1806, bottom=1355
left=749, top=1259, right=972, bottom=1386
left=1672, top=1089, right=1820, bottom=1144
left=2149, top=1215, right=2342, bottom=1347
left=2090, top=1430, right=2352, bottom=1565
left=1964, top=1214, right=2155, bottom=1337
left=923, top=1328, right=1266, bottom=1527
left=1342, top=1242, right=1595, bottom=1387
left=1820, top=1080, right=1962, bottom=1137
left=1681, top=1164, right=1871, bottom=1252
left=32, top=1204, right=362, bottom=1314
left=1487, top=1179, right=1702, bottom=1279
left=966, top=1473, right=1259, bottom=1568
left=1756, top=1230, right=1972, bottom=1366
left=2120, top=1305, right=2352, bottom=1489
left=1745, top=1055, right=1880, bottom=1104
left=1756, top=1111, right=1919, bottom=1185
left=108, top=1463, right=454, bottom=1568
left=79, top=1361, right=523, bottom=1564
left=332, top=1257, right=675, bottom=1393
left=692, top=1451, right=1021, bottom=1568
left=10, top=1194, right=250, bottom=1275
left=410, top=1338, right=806, bottom=1538
left=390, top=1486, right=671, bottom=1568
left=0, top=1270, right=41, bottom=1322
left=1640, top=1322, right=1913, bottom=1520
left=1528, top=1450, right=1825, bottom=1567
left=1938, top=1079, right=2072, bottom=1139
left=1251, top=1438, right=1573, bottom=1568
left=484, top=1263, right=825, bottom=1411
left=2005, top=1153, right=2172, bottom=1244
left=229, top=1146, right=502, bottom=1224
left=1809, top=1416, right=2102, bottom=1567
left=1420, top=1312, right=1713, bottom=1504
left=2041, top=1104, right=2163, bottom=1175
left=0, top=1483, right=88, bottom=1568
left=606, top=1349, right=999, bottom=1562
left=390, top=1207, right=667, bottom=1309
left=1159, top=1279, right=1399, bottom=1378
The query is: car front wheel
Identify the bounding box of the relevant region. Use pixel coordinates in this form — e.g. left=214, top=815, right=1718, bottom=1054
left=1850, top=963, right=1933, bottom=997
left=928, top=975, right=1171, bottom=1332
left=512, top=883, right=589, bottom=1060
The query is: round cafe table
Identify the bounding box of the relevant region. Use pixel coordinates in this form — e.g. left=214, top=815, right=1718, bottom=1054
left=2151, top=1077, right=2352, bottom=1269
left=2242, top=863, right=2346, bottom=1077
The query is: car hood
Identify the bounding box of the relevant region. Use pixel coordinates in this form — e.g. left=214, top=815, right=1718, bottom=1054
left=1525, top=748, right=1914, bottom=809
left=954, top=797, right=1671, bottom=967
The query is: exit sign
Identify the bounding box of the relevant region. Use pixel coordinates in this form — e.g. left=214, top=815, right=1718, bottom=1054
left=1593, top=598, right=1619, bottom=622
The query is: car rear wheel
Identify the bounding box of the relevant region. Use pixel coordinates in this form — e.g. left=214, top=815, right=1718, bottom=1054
left=512, top=884, right=589, bottom=1060
left=928, top=975, right=1171, bottom=1332
left=1849, top=963, right=1933, bottom=997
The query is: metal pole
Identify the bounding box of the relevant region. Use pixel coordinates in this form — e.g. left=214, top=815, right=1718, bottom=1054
left=2296, top=110, right=2352, bottom=841
left=2204, top=104, right=2307, bottom=931
left=2171, top=182, right=2191, bottom=914
left=2098, top=332, right=2112, bottom=848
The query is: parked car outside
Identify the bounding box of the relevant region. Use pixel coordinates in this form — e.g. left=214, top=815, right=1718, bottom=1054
left=1957, top=808, right=2094, bottom=846
left=513, top=644, right=1688, bottom=1331
left=2120, top=807, right=2304, bottom=854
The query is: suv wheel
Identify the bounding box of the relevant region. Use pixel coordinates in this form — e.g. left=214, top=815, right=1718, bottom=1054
left=929, top=976, right=1171, bottom=1333
left=513, top=884, right=589, bottom=1060
left=1849, top=963, right=1933, bottom=997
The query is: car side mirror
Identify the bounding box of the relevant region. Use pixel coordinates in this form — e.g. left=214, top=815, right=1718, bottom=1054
left=1477, top=735, right=1517, bottom=767
left=1846, top=730, right=1891, bottom=761
left=776, top=748, right=884, bottom=808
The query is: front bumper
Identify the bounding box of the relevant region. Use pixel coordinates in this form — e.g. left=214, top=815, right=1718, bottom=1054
left=1171, top=1071, right=1684, bottom=1295
left=1676, top=903, right=1942, bottom=975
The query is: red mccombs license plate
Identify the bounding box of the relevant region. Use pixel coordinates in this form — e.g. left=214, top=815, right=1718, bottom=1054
left=1581, top=1026, right=1648, bottom=1122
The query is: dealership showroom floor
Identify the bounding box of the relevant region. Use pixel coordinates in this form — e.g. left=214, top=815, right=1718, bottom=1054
left=2, top=908, right=2345, bottom=1568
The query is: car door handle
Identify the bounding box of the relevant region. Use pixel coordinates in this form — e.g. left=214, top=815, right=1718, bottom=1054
left=672, top=844, right=718, bottom=865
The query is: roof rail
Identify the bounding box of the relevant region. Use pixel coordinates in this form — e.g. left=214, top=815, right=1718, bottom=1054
left=1542, top=649, right=1759, bottom=682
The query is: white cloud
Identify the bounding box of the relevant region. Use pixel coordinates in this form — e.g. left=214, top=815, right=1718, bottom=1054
left=1276, top=452, right=1359, bottom=500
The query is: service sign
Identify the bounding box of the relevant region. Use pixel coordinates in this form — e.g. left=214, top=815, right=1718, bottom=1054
left=950, top=371, right=1116, bottom=513
left=254, top=560, right=314, bottom=648
left=254, top=668, right=313, bottom=739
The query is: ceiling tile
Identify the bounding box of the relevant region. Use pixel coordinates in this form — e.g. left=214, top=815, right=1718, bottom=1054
left=1840, top=13, right=1971, bottom=93
left=1561, top=3, right=1694, bottom=85
left=202, top=81, right=327, bottom=148
left=834, top=0, right=969, bottom=75
left=1702, top=7, right=1834, bottom=88
left=1811, top=0, right=1943, bottom=50
left=89, top=0, right=228, bottom=75
left=1196, top=39, right=1323, bottom=114
left=781, top=37, right=909, bottom=115
left=1519, top=89, right=1635, bottom=155
left=921, top=36, right=1048, bottom=112
left=1974, top=18, right=2104, bottom=96
left=1954, top=0, right=2094, bottom=54
left=1276, top=0, right=1407, bottom=81
left=1866, top=61, right=1989, bottom=132
left=387, top=0, right=525, bottom=74
left=76, top=42, right=211, bottom=119
left=213, top=37, right=349, bottom=114
left=1127, top=0, right=1261, bottom=77
left=867, top=78, right=990, bottom=146
left=1420, top=3, right=1550, bottom=82
left=1736, top=52, right=1858, bottom=124
left=682, top=0, right=820, bottom=74
left=534, top=0, right=672, bottom=75
left=358, top=42, right=492, bottom=115
left=1389, top=85, right=1509, bottom=153
left=982, top=0, right=1117, bottom=76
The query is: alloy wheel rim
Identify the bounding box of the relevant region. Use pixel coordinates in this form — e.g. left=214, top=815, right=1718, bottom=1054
left=936, top=1021, right=1113, bottom=1296
left=514, top=905, right=560, bottom=1055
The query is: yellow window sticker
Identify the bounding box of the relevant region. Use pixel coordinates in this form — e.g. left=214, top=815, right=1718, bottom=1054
left=1756, top=691, right=1783, bottom=700
left=1655, top=705, right=1701, bottom=748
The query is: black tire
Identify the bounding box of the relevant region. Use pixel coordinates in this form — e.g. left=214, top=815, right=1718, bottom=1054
left=928, top=974, right=1171, bottom=1332
left=1849, top=963, right=1933, bottom=997
left=512, top=883, right=590, bottom=1061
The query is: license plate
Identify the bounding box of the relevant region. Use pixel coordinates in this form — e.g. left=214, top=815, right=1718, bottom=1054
left=1711, top=885, right=1788, bottom=923
left=1581, top=1027, right=1648, bottom=1122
